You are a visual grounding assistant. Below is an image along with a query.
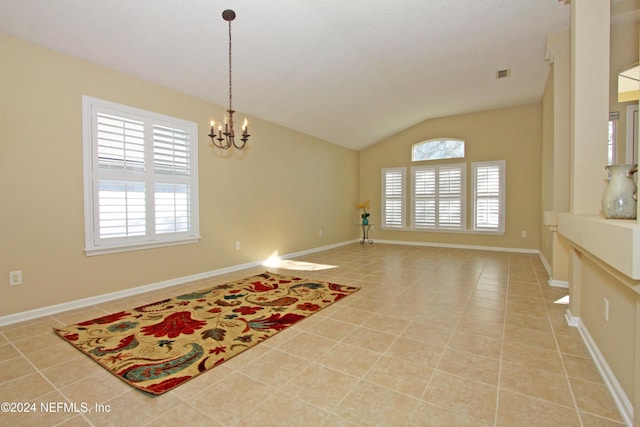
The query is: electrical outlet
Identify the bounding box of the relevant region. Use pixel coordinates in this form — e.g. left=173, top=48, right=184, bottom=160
left=235, top=241, right=240, bottom=251
left=521, top=231, right=528, bottom=238
left=604, top=298, right=609, bottom=322
left=9, top=270, right=22, bottom=286
left=318, top=229, right=323, bottom=237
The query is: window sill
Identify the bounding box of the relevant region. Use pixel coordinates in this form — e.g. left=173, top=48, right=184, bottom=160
left=380, top=226, right=504, bottom=236
left=85, top=236, right=201, bottom=256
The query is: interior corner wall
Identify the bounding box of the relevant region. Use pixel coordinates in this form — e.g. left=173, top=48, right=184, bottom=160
left=541, top=66, right=555, bottom=268
left=0, top=34, right=359, bottom=317
left=358, top=104, right=542, bottom=251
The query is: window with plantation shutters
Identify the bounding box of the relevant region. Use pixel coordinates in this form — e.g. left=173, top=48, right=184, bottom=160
left=381, top=168, right=406, bottom=228
left=83, top=96, right=200, bottom=255
left=411, top=164, right=465, bottom=230
left=472, top=161, right=505, bottom=233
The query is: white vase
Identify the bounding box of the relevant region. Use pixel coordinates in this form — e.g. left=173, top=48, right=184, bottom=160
left=602, top=164, right=638, bottom=219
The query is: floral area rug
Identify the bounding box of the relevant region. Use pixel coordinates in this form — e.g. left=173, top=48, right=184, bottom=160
left=53, top=272, right=359, bottom=395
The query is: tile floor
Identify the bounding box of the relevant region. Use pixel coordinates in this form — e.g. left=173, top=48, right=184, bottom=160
left=0, top=243, right=628, bottom=426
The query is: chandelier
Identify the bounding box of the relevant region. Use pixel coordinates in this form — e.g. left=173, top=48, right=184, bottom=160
left=209, top=9, right=250, bottom=150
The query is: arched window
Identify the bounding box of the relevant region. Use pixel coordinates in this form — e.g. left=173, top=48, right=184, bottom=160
left=412, top=138, right=465, bottom=162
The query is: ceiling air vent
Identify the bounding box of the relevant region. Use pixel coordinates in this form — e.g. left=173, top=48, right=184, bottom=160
left=496, top=69, right=511, bottom=79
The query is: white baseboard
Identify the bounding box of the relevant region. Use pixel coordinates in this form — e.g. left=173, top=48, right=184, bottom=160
left=549, top=279, right=569, bottom=288
left=374, top=239, right=539, bottom=254
left=565, top=309, right=633, bottom=426
left=0, top=240, right=355, bottom=327
left=538, top=252, right=569, bottom=288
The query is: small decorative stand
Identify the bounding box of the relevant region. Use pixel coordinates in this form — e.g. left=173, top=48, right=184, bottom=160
left=360, top=223, right=373, bottom=245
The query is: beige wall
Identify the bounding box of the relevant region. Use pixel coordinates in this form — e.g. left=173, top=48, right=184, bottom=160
left=0, top=34, right=358, bottom=317
left=579, top=255, right=637, bottom=403
left=358, top=104, right=541, bottom=250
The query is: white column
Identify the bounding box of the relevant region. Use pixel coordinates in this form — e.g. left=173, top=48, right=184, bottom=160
left=569, top=0, right=611, bottom=214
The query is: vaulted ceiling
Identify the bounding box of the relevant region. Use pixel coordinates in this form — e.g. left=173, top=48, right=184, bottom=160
left=0, top=1, right=570, bottom=150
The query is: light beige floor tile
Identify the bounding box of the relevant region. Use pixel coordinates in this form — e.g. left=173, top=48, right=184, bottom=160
left=501, top=341, right=564, bottom=374
left=144, top=403, right=224, bottom=427
left=401, top=321, right=454, bottom=346
left=500, top=360, right=574, bottom=406
left=285, top=363, right=359, bottom=412
left=579, top=412, right=627, bottom=426
left=304, top=317, right=358, bottom=341
left=240, top=348, right=310, bottom=388
left=334, top=380, right=419, bottom=426
left=422, top=370, right=497, bottom=424
left=319, top=414, right=359, bottom=426
left=342, top=326, right=396, bottom=353
left=496, top=389, right=581, bottom=427
left=239, top=390, right=329, bottom=427
left=503, top=324, right=558, bottom=351
left=556, top=333, right=591, bottom=357
left=276, top=330, right=337, bottom=361
left=0, top=391, right=78, bottom=427
left=191, top=372, right=277, bottom=425
left=0, top=343, right=21, bottom=362
left=360, top=312, right=410, bottom=335
left=317, top=342, right=380, bottom=377
left=0, top=372, right=54, bottom=402
left=0, top=356, right=36, bottom=384
left=562, top=353, right=605, bottom=384
left=408, top=401, right=492, bottom=426
left=448, top=329, right=502, bottom=360
left=327, top=306, right=374, bottom=325
left=437, top=348, right=500, bottom=386
left=364, top=355, right=433, bottom=398
left=85, top=388, right=181, bottom=426
left=385, top=336, right=445, bottom=368
left=570, top=377, right=625, bottom=422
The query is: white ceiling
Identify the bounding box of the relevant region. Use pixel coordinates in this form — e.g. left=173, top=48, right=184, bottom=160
left=0, top=0, right=570, bottom=150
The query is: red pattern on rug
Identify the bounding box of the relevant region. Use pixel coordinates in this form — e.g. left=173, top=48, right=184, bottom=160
left=53, top=272, right=359, bottom=394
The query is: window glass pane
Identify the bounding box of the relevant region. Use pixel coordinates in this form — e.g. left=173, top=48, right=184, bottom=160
left=154, top=125, right=191, bottom=176
left=608, top=119, right=616, bottom=165
left=98, top=180, right=146, bottom=238
left=155, top=183, right=191, bottom=234
left=412, top=139, right=465, bottom=161
left=97, top=113, right=145, bottom=172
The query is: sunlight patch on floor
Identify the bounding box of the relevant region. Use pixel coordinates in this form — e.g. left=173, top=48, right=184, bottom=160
left=262, top=254, right=337, bottom=271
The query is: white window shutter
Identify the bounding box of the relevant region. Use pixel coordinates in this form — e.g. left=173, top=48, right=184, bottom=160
left=472, top=161, right=505, bottom=232
left=382, top=168, right=406, bottom=228
left=412, top=164, right=464, bottom=230
left=83, top=96, right=200, bottom=255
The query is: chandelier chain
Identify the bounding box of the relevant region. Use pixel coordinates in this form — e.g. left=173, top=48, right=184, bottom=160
left=228, top=19, right=232, bottom=113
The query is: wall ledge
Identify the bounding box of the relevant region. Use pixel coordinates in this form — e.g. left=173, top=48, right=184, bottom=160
left=557, top=213, right=640, bottom=280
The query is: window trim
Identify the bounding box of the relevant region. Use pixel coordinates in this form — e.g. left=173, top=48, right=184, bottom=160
left=471, top=160, right=506, bottom=234
left=82, top=96, right=200, bottom=255
left=381, top=167, right=406, bottom=229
